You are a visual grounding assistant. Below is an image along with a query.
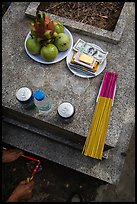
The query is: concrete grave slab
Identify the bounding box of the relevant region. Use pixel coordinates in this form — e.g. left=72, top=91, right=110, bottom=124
left=2, top=2, right=135, bottom=148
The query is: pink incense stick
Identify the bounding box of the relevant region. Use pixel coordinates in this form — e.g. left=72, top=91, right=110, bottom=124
left=31, top=162, right=41, bottom=178
left=22, top=155, right=40, bottom=162
left=97, top=71, right=118, bottom=102
left=100, top=71, right=110, bottom=97
left=109, top=73, right=118, bottom=99
left=96, top=72, right=108, bottom=102
left=105, top=72, right=114, bottom=98
left=22, top=155, right=41, bottom=180
left=107, top=73, right=116, bottom=99
left=104, top=71, right=112, bottom=97
left=108, top=73, right=118, bottom=99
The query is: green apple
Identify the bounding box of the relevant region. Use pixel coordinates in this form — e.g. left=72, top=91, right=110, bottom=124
left=54, top=20, right=64, bottom=34
left=54, top=33, right=70, bottom=51
left=40, top=44, right=58, bottom=61
left=26, top=37, right=41, bottom=55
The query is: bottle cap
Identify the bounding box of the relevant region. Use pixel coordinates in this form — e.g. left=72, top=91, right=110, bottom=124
left=34, top=90, right=45, bottom=101
left=16, top=87, right=32, bottom=102
left=57, top=102, right=75, bottom=119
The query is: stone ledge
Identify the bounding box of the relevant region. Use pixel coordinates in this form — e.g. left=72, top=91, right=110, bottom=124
left=2, top=120, right=115, bottom=184
left=25, top=2, right=131, bottom=44
left=2, top=106, right=84, bottom=150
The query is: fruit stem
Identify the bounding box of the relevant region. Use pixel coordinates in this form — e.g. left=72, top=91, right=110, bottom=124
left=30, top=34, right=33, bottom=39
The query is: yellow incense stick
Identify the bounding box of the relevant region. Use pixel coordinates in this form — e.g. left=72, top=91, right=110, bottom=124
left=93, top=98, right=111, bottom=158
left=82, top=99, right=101, bottom=154
left=91, top=98, right=109, bottom=158
left=98, top=99, right=112, bottom=159
left=87, top=97, right=107, bottom=156
left=83, top=97, right=106, bottom=155
left=94, top=98, right=112, bottom=159
left=82, top=97, right=113, bottom=160
left=83, top=97, right=104, bottom=155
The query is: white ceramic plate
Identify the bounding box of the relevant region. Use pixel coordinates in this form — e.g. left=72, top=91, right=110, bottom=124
left=66, top=47, right=107, bottom=78
left=24, top=27, right=73, bottom=64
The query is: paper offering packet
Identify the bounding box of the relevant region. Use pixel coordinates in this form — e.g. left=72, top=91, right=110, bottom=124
left=93, top=49, right=108, bottom=64
left=73, top=39, right=86, bottom=52
left=74, top=51, right=99, bottom=70
left=70, top=51, right=99, bottom=72
left=79, top=54, right=95, bottom=65
left=73, top=39, right=108, bottom=64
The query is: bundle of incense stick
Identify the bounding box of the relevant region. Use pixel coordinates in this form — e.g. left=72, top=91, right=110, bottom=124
left=99, top=71, right=118, bottom=98
left=22, top=155, right=41, bottom=182
left=82, top=71, right=118, bottom=160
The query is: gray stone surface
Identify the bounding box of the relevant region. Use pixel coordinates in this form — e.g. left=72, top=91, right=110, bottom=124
left=2, top=2, right=135, bottom=183
left=25, top=2, right=131, bottom=44
left=2, top=2, right=135, bottom=147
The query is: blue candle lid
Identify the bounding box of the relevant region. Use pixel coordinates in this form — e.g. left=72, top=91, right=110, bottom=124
left=34, top=90, right=45, bottom=101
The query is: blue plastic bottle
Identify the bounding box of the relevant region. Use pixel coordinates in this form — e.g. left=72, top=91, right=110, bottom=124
left=34, top=90, right=52, bottom=112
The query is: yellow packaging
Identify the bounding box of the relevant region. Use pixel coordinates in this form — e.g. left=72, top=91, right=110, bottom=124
left=70, top=51, right=99, bottom=72
left=79, top=54, right=95, bottom=64
left=70, top=51, right=77, bottom=64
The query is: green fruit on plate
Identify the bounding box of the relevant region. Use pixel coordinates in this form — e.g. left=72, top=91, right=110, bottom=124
left=44, top=30, right=52, bottom=39
left=26, top=37, right=41, bottom=54
left=54, top=20, right=64, bottom=34
left=54, top=33, right=70, bottom=51
left=41, top=44, right=58, bottom=61
left=53, top=31, right=58, bottom=38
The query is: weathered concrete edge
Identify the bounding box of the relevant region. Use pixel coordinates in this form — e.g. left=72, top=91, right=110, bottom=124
left=2, top=115, right=83, bottom=150
left=2, top=120, right=113, bottom=184
left=3, top=115, right=110, bottom=160
left=2, top=106, right=85, bottom=147
left=25, top=2, right=130, bottom=44
left=2, top=105, right=114, bottom=150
